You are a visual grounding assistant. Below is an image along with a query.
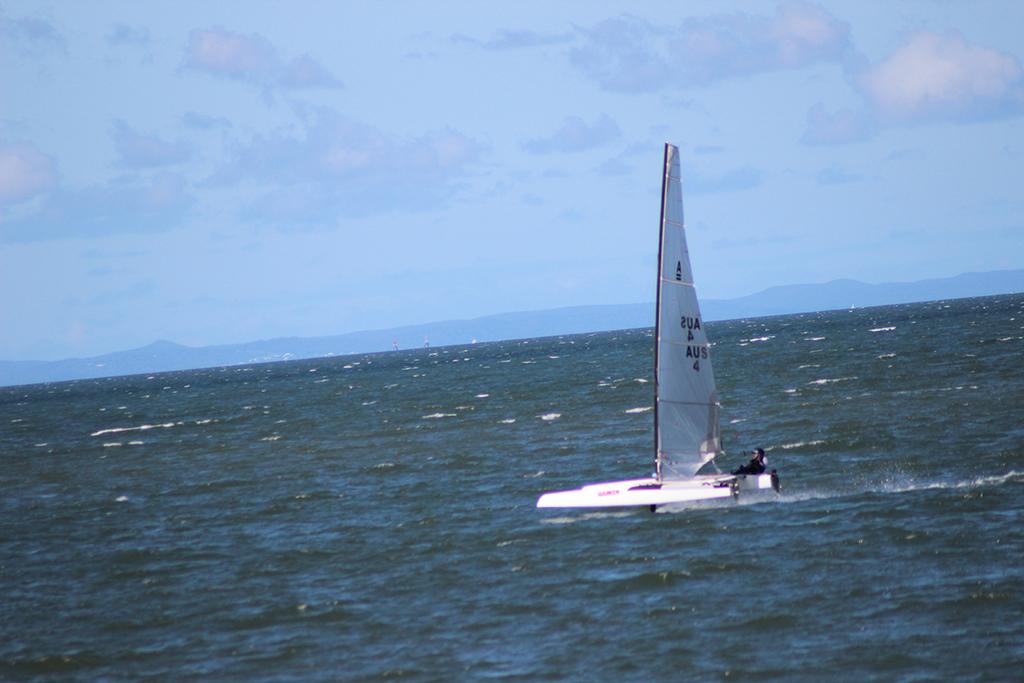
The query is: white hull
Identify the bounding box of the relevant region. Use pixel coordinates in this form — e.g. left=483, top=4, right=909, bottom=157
left=536, top=473, right=778, bottom=509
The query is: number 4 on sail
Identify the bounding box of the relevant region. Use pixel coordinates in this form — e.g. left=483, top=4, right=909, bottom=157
left=536, top=143, right=781, bottom=511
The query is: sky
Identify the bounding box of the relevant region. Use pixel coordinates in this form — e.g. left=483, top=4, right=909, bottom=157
left=2, top=1, right=1023, bottom=361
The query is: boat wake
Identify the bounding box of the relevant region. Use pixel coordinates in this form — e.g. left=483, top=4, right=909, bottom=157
left=767, top=470, right=1024, bottom=506
left=882, top=470, right=1024, bottom=493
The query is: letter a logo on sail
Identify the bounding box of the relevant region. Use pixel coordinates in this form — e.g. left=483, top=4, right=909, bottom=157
left=675, top=261, right=682, bottom=281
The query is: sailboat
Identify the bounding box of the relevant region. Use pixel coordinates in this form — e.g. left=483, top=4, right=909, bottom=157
left=537, top=143, right=780, bottom=510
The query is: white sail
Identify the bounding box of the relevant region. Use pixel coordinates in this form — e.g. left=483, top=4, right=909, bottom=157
left=654, top=144, right=721, bottom=480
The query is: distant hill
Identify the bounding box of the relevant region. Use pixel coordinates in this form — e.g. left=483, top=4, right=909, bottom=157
left=701, top=269, right=1024, bottom=320
left=2, top=269, right=1022, bottom=387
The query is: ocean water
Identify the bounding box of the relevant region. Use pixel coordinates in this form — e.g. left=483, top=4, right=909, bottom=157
left=2, top=293, right=1023, bottom=681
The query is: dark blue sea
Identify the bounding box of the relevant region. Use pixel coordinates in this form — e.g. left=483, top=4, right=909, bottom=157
left=3, top=294, right=1023, bottom=681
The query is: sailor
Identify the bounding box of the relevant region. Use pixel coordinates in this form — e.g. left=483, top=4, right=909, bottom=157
left=733, top=447, right=767, bottom=475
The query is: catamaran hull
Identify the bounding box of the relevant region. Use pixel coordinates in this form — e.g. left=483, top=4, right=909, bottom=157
left=536, top=473, right=778, bottom=509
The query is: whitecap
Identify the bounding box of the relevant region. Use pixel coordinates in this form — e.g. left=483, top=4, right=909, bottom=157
left=778, top=439, right=826, bottom=449
left=869, top=326, right=896, bottom=332
left=807, top=377, right=857, bottom=385
left=103, top=442, right=123, bottom=448
left=539, top=413, right=561, bottom=421
left=127, top=440, right=143, bottom=446
left=115, top=495, right=129, bottom=502
left=260, top=435, right=283, bottom=441
left=878, top=353, right=896, bottom=359
left=885, top=470, right=1024, bottom=493
left=422, top=413, right=456, bottom=419
left=91, top=422, right=178, bottom=437
left=499, top=418, right=516, bottom=424
left=805, top=337, right=826, bottom=342
left=475, top=393, right=490, bottom=398
left=634, top=378, right=649, bottom=384
left=624, top=406, right=652, bottom=414
left=373, top=462, right=396, bottom=469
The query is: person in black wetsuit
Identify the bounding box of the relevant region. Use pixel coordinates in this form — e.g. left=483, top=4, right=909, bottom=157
left=733, top=447, right=767, bottom=475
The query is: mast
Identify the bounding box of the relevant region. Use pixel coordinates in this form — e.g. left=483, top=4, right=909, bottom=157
left=653, top=143, right=671, bottom=481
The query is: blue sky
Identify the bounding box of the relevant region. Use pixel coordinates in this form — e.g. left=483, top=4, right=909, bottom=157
left=2, top=1, right=1022, bottom=361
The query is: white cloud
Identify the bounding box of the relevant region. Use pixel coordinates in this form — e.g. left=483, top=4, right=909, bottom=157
left=451, top=29, right=573, bottom=51
left=1, top=173, right=192, bottom=242
left=112, top=121, right=191, bottom=168
left=185, top=27, right=341, bottom=90
left=281, top=54, right=342, bottom=88
left=0, top=143, right=56, bottom=204
left=806, top=31, right=1024, bottom=144
left=816, top=165, right=862, bottom=185
left=181, top=111, right=232, bottom=130
left=523, top=114, right=621, bottom=154
left=571, top=2, right=850, bottom=92
left=0, top=12, right=66, bottom=56
left=216, top=109, right=482, bottom=223
left=859, top=32, right=1024, bottom=123
left=185, top=27, right=277, bottom=82
left=106, top=23, right=150, bottom=48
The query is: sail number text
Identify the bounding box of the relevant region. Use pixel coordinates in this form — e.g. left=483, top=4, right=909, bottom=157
left=681, top=315, right=706, bottom=371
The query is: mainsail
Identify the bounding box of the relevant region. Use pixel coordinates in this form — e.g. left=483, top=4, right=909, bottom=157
left=654, top=144, right=722, bottom=480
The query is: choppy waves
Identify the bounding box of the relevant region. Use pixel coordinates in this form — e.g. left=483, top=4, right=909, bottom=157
left=2, top=294, right=1023, bottom=681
